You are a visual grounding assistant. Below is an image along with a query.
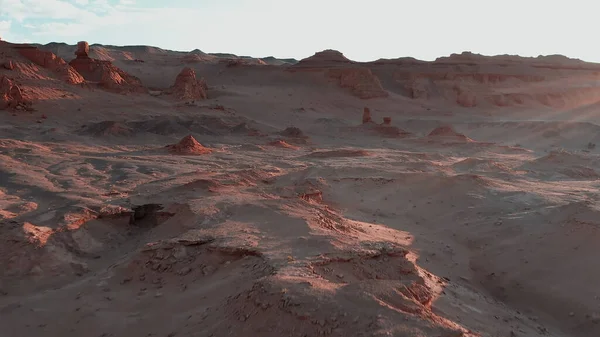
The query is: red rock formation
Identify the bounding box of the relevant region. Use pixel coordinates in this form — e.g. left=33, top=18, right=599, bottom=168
left=169, top=67, right=207, bottom=100
left=1, top=76, right=32, bottom=110
left=291, top=50, right=386, bottom=99
left=328, top=67, right=388, bottom=99
left=362, top=107, right=372, bottom=124
left=75, top=41, right=89, bottom=58
left=167, top=135, right=212, bottom=155
left=434, top=51, right=600, bottom=70
left=68, top=42, right=144, bottom=93
left=16, top=46, right=84, bottom=84
left=358, top=111, right=409, bottom=138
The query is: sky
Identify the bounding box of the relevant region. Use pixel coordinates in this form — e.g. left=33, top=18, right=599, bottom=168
left=0, top=0, right=596, bottom=62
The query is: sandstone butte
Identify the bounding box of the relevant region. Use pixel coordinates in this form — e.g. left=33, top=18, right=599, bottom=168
left=291, top=50, right=389, bottom=99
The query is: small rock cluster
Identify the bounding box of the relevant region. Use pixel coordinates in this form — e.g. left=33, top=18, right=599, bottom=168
left=362, top=107, right=391, bottom=126
left=359, top=107, right=408, bottom=137
left=1, top=75, right=32, bottom=110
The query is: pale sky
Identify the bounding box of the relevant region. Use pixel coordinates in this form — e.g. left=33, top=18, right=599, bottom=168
left=0, top=0, right=596, bottom=62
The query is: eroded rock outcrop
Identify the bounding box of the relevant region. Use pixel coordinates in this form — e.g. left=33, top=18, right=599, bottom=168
left=68, top=41, right=145, bottom=93
left=167, top=135, right=212, bottom=155
left=182, top=54, right=205, bottom=64
left=16, top=46, right=84, bottom=84
left=292, top=50, right=387, bottom=99
left=376, top=51, right=600, bottom=109
left=328, top=67, right=388, bottom=99
left=435, top=51, right=600, bottom=71
left=294, top=49, right=353, bottom=67
left=1, top=76, right=32, bottom=110
left=168, top=67, right=207, bottom=100
left=75, top=41, right=89, bottom=58
left=358, top=108, right=408, bottom=137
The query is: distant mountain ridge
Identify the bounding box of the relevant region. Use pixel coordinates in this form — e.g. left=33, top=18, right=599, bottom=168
left=33, top=42, right=300, bottom=66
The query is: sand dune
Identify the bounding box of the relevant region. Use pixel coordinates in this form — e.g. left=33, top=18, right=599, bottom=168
left=2, top=39, right=600, bottom=337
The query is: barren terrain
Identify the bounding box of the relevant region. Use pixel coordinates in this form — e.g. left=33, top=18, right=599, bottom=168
left=2, top=40, right=600, bottom=337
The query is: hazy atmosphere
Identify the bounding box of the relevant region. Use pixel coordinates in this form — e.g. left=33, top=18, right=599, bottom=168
left=0, top=0, right=598, bottom=61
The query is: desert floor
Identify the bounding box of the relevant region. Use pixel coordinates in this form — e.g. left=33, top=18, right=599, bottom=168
left=2, top=43, right=600, bottom=337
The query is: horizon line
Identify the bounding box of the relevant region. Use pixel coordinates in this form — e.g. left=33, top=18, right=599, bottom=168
left=3, top=38, right=599, bottom=65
